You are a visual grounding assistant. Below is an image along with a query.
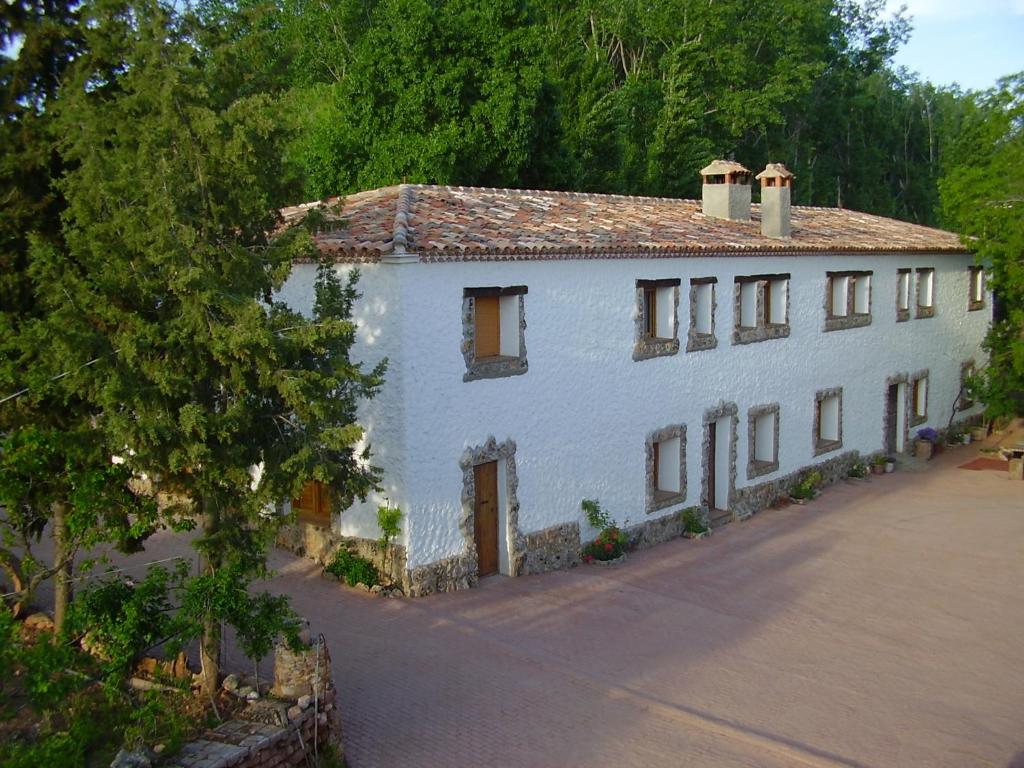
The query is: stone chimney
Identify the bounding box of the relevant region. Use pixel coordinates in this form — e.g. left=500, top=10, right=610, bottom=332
left=756, top=163, right=794, bottom=238
left=700, top=160, right=752, bottom=222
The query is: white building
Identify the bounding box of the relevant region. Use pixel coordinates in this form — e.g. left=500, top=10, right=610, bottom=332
left=276, top=162, right=989, bottom=596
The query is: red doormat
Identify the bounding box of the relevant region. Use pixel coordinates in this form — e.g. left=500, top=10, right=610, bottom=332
left=959, top=457, right=1010, bottom=471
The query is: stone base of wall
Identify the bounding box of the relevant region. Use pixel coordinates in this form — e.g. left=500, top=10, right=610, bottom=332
left=624, top=512, right=685, bottom=550
left=515, top=522, right=580, bottom=576
left=731, top=450, right=862, bottom=520
left=168, top=637, right=340, bottom=768
left=407, top=552, right=478, bottom=598
left=276, top=521, right=408, bottom=588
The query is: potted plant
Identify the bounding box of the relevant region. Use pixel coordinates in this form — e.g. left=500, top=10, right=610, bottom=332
left=681, top=507, right=710, bottom=539
left=847, top=461, right=869, bottom=479
left=884, top=457, right=895, bottom=473
left=916, top=427, right=938, bottom=460
left=581, top=499, right=626, bottom=565
left=789, top=470, right=822, bottom=504
left=871, top=455, right=886, bottom=475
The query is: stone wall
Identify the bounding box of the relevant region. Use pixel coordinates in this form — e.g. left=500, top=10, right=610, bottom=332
left=168, top=638, right=340, bottom=768
left=732, top=450, right=862, bottom=520
left=407, top=552, right=478, bottom=597
left=276, top=521, right=408, bottom=588
left=516, top=521, right=581, bottom=575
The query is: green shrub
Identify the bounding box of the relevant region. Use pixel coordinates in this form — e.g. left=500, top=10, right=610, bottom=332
left=847, top=461, right=869, bottom=478
left=790, top=470, right=823, bottom=500
left=681, top=507, right=708, bottom=534
left=325, top=548, right=380, bottom=587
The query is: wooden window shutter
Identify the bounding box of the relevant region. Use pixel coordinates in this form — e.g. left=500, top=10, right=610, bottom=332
left=475, top=296, right=500, bottom=358
left=652, top=441, right=660, bottom=491
left=762, top=280, right=772, bottom=325
left=644, top=288, right=657, bottom=338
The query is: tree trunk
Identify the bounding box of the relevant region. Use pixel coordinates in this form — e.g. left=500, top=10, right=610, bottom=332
left=52, top=502, right=72, bottom=634
left=199, top=497, right=221, bottom=698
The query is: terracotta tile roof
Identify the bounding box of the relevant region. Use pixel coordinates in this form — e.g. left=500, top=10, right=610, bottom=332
left=282, top=184, right=967, bottom=262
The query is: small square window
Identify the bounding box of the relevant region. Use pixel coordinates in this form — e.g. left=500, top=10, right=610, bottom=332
left=747, top=404, right=780, bottom=479
left=814, top=387, right=843, bottom=455
left=916, top=268, right=935, bottom=318
left=910, top=371, right=928, bottom=426
left=687, top=278, right=717, bottom=352
left=896, top=269, right=911, bottom=322
left=634, top=279, right=681, bottom=360
left=463, top=286, right=528, bottom=381
left=647, top=424, right=686, bottom=513
left=968, top=267, right=985, bottom=311
left=733, top=274, right=790, bottom=345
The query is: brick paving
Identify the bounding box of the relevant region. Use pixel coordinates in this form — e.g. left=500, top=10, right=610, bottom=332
left=258, top=434, right=1024, bottom=768
left=28, top=432, right=1024, bottom=767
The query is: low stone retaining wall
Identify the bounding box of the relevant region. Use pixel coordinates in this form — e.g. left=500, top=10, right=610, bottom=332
left=276, top=520, right=408, bottom=588
left=165, top=636, right=341, bottom=768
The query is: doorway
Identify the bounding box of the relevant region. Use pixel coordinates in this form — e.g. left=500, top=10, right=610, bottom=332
left=473, top=461, right=499, bottom=577
left=704, top=408, right=736, bottom=526
left=885, top=379, right=907, bottom=454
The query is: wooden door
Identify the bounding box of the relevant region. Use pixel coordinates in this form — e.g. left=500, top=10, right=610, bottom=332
left=707, top=426, right=717, bottom=511
left=473, top=461, right=499, bottom=576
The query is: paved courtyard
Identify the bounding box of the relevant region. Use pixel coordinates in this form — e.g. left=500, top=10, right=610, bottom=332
left=258, top=438, right=1024, bottom=768
left=25, top=435, right=1024, bottom=767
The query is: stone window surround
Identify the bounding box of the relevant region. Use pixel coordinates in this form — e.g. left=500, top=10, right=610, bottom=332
left=458, top=436, right=525, bottom=577
left=747, top=403, right=780, bottom=480
left=883, top=372, right=911, bottom=453
left=909, top=369, right=929, bottom=427
left=958, top=359, right=975, bottom=411
left=687, top=277, right=718, bottom=353
left=646, top=423, right=687, bottom=513
left=915, top=267, right=935, bottom=319
left=462, top=287, right=528, bottom=382
left=896, top=268, right=911, bottom=323
left=732, top=274, right=791, bottom=346
left=968, top=266, right=985, bottom=312
left=813, top=386, right=843, bottom=456
left=634, top=278, right=682, bottom=361
left=701, top=401, right=738, bottom=514
left=824, top=270, right=873, bottom=332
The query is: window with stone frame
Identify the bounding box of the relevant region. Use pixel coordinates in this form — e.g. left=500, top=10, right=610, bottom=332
left=896, top=268, right=912, bottom=322
left=634, top=278, right=681, bottom=361
left=732, top=273, right=790, bottom=345
left=958, top=360, right=976, bottom=410
left=916, top=267, right=935, bottom=318
left=687, top=277, right=717, bottom=352
left=824, top=270, right=872, bottom=331
left=646, top=424, right=686, bottom=513
left=968, top=266, right=985, bottom=311
left=910, top=371, right=929, bottom=426
left=747, top=404, right=780, bottom=479
left=462, top=286, right=528, bottom=382
left=813, top=387, right=843, bottom=455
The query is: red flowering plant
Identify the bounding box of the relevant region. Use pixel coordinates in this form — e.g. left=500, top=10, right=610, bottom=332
left=580, top=499, right=627, bottom=563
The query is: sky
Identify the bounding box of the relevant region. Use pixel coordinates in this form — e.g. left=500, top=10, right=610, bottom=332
left=887, top=0, right=1024, bottom=90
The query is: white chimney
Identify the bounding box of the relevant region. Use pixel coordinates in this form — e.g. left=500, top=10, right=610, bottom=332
left=756, top=163, right=794, bottom=238
left=700, top=160, right=752, bottom=222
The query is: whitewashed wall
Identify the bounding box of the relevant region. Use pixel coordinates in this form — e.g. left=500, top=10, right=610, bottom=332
left=282, top=252, right=988, bottom=569
left=277, top=263, right=408, bottom=547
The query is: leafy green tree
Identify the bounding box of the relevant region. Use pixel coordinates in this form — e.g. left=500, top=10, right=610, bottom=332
left=940, top=74, right=1024, bottom=418
left=25, top=0, right=384, bottom=693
